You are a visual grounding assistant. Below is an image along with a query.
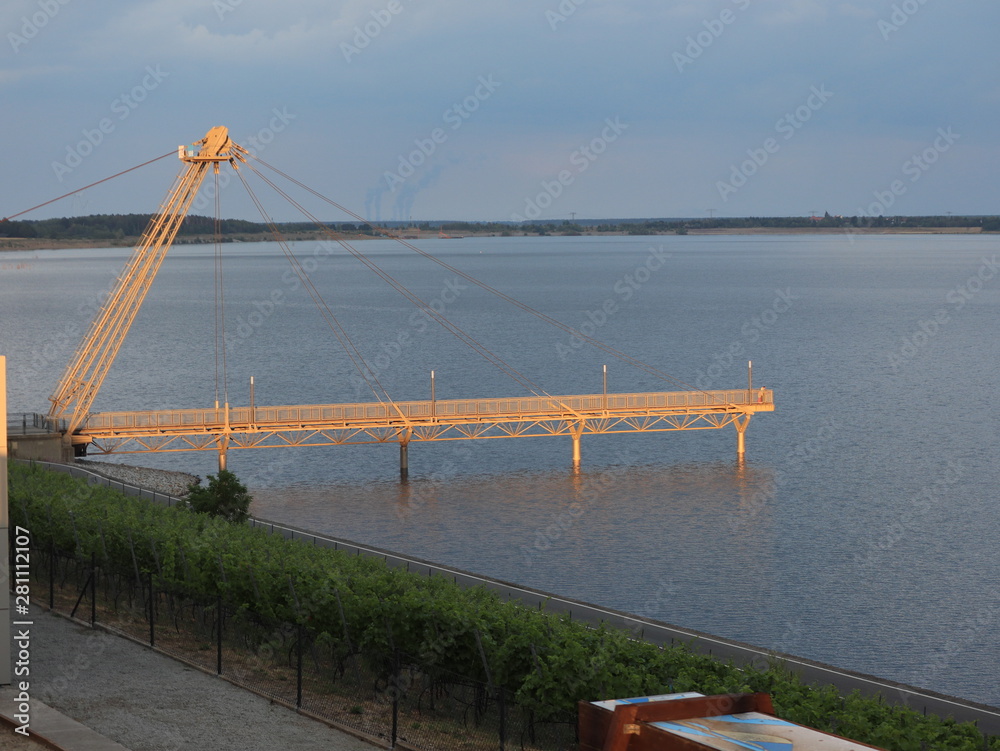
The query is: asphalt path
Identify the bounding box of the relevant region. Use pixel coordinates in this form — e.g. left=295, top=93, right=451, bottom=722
left=2, top=605, right=380, bottom=751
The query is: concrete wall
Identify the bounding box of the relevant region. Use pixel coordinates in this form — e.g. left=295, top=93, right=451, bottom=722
left=7, top=433, right=67, bottom=463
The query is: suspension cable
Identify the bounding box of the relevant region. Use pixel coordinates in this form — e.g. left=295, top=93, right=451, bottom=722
left=231, top=164, right=396, bottom=405
left=247, top=155, right=706, bottom=395
left=213, top=166, right=229, bottom=408
left=2, top=152, right=175, bottom=222
left=236, top=154, right=554, bottom=400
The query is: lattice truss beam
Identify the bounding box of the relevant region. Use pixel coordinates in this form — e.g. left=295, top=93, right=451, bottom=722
left=79, top=391, right=773, bottom=455
left=48, top=127, right=237, bottom=434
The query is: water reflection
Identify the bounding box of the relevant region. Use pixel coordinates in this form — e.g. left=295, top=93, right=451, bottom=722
left=254, top=459, right=778, bottom=625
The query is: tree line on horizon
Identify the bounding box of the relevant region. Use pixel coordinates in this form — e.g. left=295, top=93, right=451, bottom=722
left=0, top=213, right=379, bottom=240
left=1, top=212, right=997, bottom=239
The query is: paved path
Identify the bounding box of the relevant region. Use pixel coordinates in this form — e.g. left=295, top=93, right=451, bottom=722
left=1, top=606, right=381, bottom=751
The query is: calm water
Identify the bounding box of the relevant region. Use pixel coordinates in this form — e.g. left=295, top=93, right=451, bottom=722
left=2, top=234, right=998, bottom=706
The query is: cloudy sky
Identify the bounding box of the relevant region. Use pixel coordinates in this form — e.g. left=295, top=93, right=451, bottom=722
left=1, top=0, right=997, bottom=223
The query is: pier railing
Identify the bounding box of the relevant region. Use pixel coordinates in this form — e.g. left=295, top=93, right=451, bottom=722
left=6, top=412, right=66, bottom=434
left=82, top=389, right=774, bottom=432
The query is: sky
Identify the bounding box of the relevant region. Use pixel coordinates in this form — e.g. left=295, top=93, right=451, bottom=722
left=1, top=0, right=997, bottom=223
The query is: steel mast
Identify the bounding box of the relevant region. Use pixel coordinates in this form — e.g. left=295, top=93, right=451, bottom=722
left=48, top=126, right=236, bottom=441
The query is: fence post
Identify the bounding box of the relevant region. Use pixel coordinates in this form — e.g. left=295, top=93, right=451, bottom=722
left=296, top=623, right=303, bottom=709
left=216, top=595, right=223, bottom=676
left=48, top=541, right=54, bottom=610
left=90, top=552, right=96, bottom=627
left=391, top=649, right=400, bottom=748
left=499, top=691, right=507, bottom=751
left=148, top=570, right=155, bottom=647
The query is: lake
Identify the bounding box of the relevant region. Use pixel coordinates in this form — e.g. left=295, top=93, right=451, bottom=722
left=2, top=232, right=998, bottom=706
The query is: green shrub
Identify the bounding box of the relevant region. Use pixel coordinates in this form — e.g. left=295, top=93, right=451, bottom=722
left=8, top=460, right=998, bottom=751
left=184, top=469, right=251, bottom=523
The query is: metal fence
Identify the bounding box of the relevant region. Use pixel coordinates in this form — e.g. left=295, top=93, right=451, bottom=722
left=6, top=412, right=64, bottom=433
left=29, top=544, right=577, bottom=751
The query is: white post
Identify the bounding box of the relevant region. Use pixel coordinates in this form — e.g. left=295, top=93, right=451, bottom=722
left=1, top=356, right=11, bottom=685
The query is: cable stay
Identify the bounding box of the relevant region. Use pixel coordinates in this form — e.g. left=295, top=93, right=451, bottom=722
left=232, top=148, right=560, bottom=407
left=213, top=167, right=229, bottom=410
left=2, top=151, right=176, bottom=223
left=229, top=160, right=398, bottom=409
left=247, top=155, right=709, bottom=397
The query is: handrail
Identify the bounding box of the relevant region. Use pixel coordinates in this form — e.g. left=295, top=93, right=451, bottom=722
left=6, top=412, right=66, bottom=433
left=80, top=390, right=773, bottom=433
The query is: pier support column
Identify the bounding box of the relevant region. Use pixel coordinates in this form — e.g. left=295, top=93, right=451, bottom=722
left=217, top=435, right=229, bottom=473
left=570, top=420, right=584, bottom=469
left=734, top=414, right=751, bottom=461
left=399, top=428, right=412, bottom=482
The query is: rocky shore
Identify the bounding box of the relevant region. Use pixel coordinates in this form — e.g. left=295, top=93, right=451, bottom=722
left=74, top=459, right=200, bottom=497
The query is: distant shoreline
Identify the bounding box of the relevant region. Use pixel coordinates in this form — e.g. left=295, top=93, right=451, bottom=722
left=0, top=225, right=986, bottom=252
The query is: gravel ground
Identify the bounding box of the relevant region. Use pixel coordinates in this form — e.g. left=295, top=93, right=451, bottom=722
left=0, top=724, right=49, bottom=750
left=11, top=606, right=380, bottom=751
left=74, top=459, right=200, bottom=498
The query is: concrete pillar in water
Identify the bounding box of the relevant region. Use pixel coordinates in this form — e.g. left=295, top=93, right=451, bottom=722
left=218, top=402, right=230, bottom=473
left=571, top=420, right=584, bottom=469
left=218, top=434, right=229, bottom=473
left=735, top=414, right=751, bottom=460
left=399, top=442, right=409, bottom=482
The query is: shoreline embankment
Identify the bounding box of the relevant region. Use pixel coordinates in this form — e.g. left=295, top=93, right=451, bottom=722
left=0, top=226, right=987, bottom=253
left=22, top=457, right=1000, bottom=737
